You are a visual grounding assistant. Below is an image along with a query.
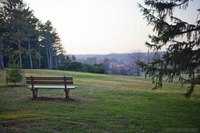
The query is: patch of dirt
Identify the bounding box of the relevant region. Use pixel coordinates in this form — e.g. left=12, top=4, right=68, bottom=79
left=0, top=122, right=15, bottom=128
left=24, top=96, right=81, bottom=102
left=24, top=73, right=48, bottom=77
left=117, top=87, right=149, bottom=91
left=1, top=85, right=25, bottom=88
left=79, top=78, right=151, bottom=86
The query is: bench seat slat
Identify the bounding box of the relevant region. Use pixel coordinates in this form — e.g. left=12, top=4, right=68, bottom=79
left=28, top=85, right=77, bottom=89
left=26, top=77, right=73, bottom=80
left=26, top=80, right=73, bottom=85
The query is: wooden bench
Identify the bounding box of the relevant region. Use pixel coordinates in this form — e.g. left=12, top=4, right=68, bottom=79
left=26, top=76, right=77, bottom=100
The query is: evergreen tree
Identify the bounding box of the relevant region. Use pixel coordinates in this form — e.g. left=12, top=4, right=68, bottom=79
left=39, top=21, right=56, bottom=69
left=6, top=62, right=23, bottom=85
left=0, top=0, right=64, bottom=69
left=6, top=0, right=26, bottom=68
left=138, top=0, right=200, bottom=98
left=0, top=7, right=5, bottom=69
left=23, top=9, right=39, bottom=69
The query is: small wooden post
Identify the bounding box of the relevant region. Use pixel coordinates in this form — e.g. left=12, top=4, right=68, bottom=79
left=64, top=76, right=69, bottom=101
left=31, top=76, right=37, bottom=98
left=35, top=88, right=38, bottom=98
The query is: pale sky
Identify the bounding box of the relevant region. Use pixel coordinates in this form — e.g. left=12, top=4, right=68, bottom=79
left=24, top=0, right=200, bottom=54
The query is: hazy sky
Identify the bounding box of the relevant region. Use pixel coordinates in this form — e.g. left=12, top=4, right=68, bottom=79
left=24, top=0, right=200, bottom=54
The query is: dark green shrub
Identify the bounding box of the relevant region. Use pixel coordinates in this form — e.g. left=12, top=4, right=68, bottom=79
left=6, top=63, right=23, bottom=85
left=93, top=64, right=107, bottom=74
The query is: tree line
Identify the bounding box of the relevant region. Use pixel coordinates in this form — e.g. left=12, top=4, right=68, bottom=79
left=0, top=0, right=65, bottom=69
left=58, top=56, right=107, bottom=74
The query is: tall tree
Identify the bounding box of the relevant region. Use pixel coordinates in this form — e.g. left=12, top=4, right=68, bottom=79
left=52, top=32, right=63, bottom=69
left=38, top=21, right=51, bottom=69
left=1, top=0, right=28, bottom=68
left=23, top=9, right=39, bottom=69
left=38, top=21, right=63, bottom=69
left=0, top=4, right=5, bottom=69
left=138, top=0, right=200, bottom=98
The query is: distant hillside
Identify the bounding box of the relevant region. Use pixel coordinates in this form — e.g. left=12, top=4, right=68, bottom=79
left=75, top=52, right=164, bottom=64
left=74, top=52, right=164, bottom=75
left=75, top=53, right=132, bottom=63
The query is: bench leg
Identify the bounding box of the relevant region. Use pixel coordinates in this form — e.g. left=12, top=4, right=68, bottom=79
left=32, top=89, right=38, bottom=99
left=64, top=89, right=69, bottom=101
left=35, top=89, right=38, bottom=98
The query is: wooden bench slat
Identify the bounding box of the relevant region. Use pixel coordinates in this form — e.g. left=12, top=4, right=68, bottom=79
left=26, top=77, right=73, bottom=80
left=28, top=85, right=77, bottom=89
left=26, top=80, right=73, bottom=85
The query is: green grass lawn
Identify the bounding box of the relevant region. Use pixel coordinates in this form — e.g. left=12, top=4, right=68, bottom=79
left=0, top=69, right=200, bottom=133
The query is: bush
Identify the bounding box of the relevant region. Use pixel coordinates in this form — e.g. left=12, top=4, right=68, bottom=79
left=93, top=64, right=107, bottom=74
left=58, top=61, right=82, bottom=71
left=6, top=63, right=23, bottom=85
left=82, top=64, right=95, bottom=73
left=58, top=61, right=107, bottom=74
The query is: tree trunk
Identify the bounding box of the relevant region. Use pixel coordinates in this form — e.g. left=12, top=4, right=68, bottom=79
left=38, top=43, right=41, bottom=69
left=17, top=27, right=23, bottom=69
left=45, top=40, right=50, bottom=69
left=0, top=43, right=5, bottom=69
left=184, top=82, right=195, bottom=98
left=55, top=54, right=58, bottom=70
left=17, top=39, right=22, bottom=69
left=49, top=49, right=52, bottom=69
left=0, top=54, right=4, bottom=69
left=27, top=34, right=33, bottom=69
left=184, top=74, right=195, bottom=98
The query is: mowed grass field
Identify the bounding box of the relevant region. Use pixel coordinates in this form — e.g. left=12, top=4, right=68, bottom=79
left=0, top=69, right=200, bottom=133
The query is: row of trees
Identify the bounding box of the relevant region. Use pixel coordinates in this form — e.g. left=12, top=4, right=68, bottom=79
left=58, top=56, right=107, bottom=74
left=0, top=0, right=64, bottom=69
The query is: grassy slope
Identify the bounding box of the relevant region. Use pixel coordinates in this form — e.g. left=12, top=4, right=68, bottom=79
left=0, top=69, right=200, bottom=133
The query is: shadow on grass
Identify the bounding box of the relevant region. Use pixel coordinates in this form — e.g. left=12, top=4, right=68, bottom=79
left=0, top=85, right=25, bottom=88
left=26, top=96, right=80, bottom=102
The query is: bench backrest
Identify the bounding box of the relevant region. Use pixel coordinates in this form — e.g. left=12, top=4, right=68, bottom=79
left=26, top=76, right=74, bottom=85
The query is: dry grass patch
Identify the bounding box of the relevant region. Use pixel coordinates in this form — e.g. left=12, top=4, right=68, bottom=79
left=24, top=73, right=48, bottom=77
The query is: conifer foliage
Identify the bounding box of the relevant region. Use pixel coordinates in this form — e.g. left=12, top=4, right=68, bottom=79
left=0, top=0, right=64, bottom=69
left=6, top=62, right=23, bottom=85
left=138, top=0, right=200, bottom=98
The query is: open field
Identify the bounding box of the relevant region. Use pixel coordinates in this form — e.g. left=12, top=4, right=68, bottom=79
left=0, top=69, right=200, bottom=132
